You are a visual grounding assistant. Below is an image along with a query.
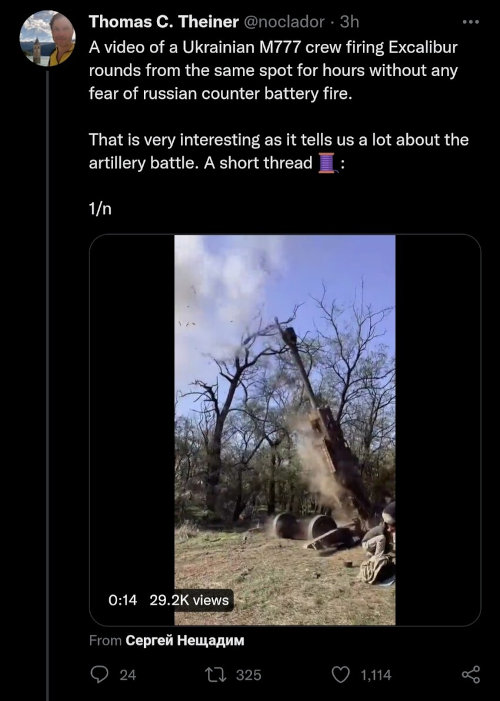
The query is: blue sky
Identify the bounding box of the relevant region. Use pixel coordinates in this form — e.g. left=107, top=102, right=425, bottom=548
left=247, top=234, right=392, bottom=343
left=175, top=234, right=394, bottom=414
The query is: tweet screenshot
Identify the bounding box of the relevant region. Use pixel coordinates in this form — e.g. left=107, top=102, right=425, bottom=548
left=18, top=4, right=485, bottom=695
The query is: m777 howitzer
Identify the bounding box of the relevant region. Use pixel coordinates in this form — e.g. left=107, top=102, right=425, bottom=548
left=275, top=319, right=374, bottom=537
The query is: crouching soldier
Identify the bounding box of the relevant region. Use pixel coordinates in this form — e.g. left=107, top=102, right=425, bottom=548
left=361, top=501, right=396, bottom=557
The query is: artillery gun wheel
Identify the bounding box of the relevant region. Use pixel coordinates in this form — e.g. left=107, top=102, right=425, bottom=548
left=306, top=514, right=337, bottom=540
left=272, top=512, right=299, bottom=539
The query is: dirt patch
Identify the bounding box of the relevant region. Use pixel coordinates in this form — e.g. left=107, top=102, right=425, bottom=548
left=175, top=528, right=395, bottom=626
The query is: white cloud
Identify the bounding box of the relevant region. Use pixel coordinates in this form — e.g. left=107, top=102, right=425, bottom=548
left=20, top=11, right=76, bottom=42
left=175, top=235, right=285, bottom=396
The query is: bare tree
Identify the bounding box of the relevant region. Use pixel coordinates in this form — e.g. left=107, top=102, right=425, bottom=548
left=312, top=282, right=394, bottom=424
left=224, top=410, right=267, bottom=520
left=182, top=314, right=297, bottom=515
left=231, top=368, right=292, bottom=518
left=254, top=359, right=306, bottom=514
left=174, top=415, right=206, bottom=520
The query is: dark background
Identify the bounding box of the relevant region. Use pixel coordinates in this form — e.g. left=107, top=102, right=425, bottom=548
left=15, top=3, right=486, bottom=694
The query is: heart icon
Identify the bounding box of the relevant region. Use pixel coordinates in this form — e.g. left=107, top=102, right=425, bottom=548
left=331, top=666, right=350, bottom=683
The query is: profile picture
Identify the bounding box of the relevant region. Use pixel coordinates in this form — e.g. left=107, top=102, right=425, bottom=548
left=20, top=10, right=75, bottom=67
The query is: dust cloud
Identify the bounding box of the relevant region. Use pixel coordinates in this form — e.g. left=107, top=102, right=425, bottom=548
left=292, top=416, right=355, bottom=524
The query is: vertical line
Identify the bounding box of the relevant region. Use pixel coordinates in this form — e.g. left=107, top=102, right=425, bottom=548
left=45, top=70, right=50, bottom=701
left=479, top=242, right=482, bottom=618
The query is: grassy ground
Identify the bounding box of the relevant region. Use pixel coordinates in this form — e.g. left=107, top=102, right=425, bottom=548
left=174, top=524, right=395, bottom=626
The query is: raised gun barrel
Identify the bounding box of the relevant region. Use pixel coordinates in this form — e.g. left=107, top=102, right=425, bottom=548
left=280, top=325, right=318, bottom=411
left=276, top=319, right=373, bottom=523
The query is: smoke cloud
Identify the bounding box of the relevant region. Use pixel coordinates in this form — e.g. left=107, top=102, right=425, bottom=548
left=175, top=235, right=285, bottom=395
